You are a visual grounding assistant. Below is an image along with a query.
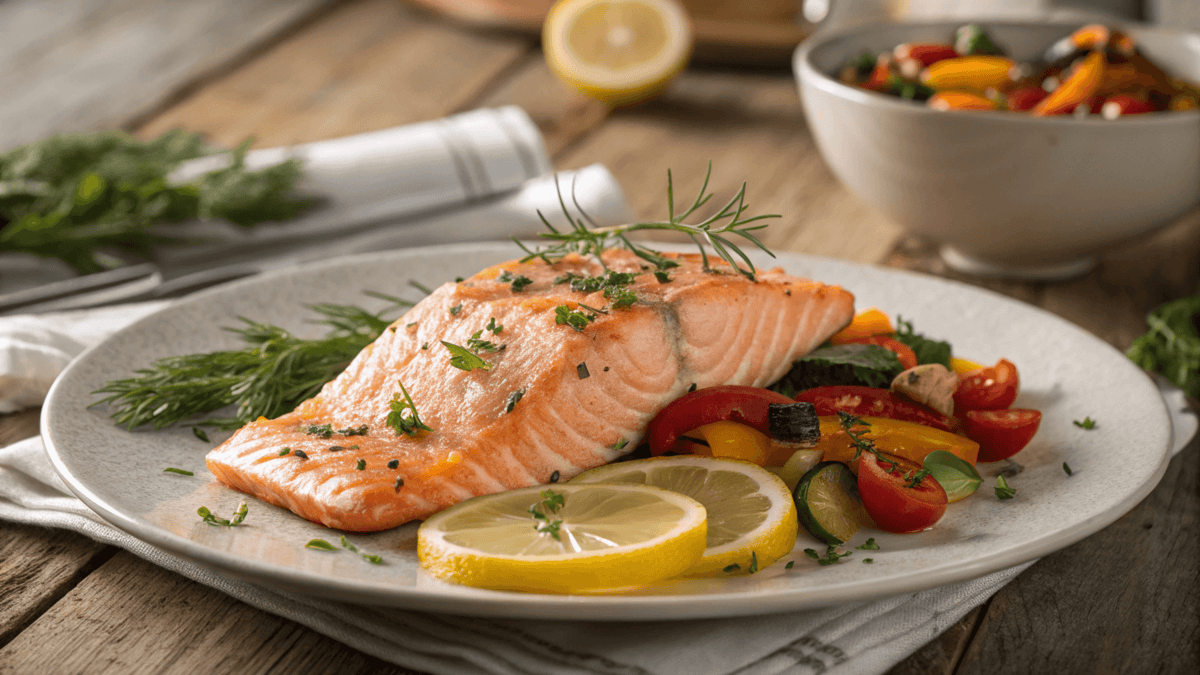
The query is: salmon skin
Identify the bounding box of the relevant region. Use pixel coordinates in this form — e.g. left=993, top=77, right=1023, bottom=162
left=206, top=250, right=855, bottom=531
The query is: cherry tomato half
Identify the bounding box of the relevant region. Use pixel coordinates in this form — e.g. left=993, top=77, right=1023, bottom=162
left=963, top=408, right=1042, bottom=462
left=647, top=386, right=794, bottom=455
left=953, top=358, right=1019, bottom=413
left=839, top=336, right=918, bottom=370
left=795, top=386, right=953, bottom=431
left=857, top=453, right=948, bottom=534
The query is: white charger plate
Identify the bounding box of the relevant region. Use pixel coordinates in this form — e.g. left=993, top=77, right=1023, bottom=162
left=41, top=242, right=1173, bottom=620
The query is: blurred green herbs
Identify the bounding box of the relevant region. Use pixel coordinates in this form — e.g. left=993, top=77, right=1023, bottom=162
left=0, top=129, right=315, bottom=274
left=1127, top=288, right=1200, bottom=398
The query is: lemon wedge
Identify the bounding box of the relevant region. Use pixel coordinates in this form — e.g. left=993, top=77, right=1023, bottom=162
left=417, top=484, right=707, bottom=593
left=572, top=457, right=798, bottom=576
left=543, top=0, right=693, bottom=106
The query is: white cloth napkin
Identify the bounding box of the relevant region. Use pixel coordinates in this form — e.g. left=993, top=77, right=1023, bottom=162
left=0, top=311, right=1052, bottom=675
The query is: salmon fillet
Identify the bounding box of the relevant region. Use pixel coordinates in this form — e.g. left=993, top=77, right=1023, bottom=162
left=206, top=250, right=855, bottom=531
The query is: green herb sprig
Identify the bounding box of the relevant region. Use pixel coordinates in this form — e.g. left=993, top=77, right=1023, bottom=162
left=386, top=381, right=433, bottom=436
left=198, top=502, right=247, bottom=527
left=93, top=292, right=411, bottom=430
left=0, top=129, right=315, bottom=273
left=516, top=164, right=778, bottom=280
left=529, top=489, right=565, bottom=541
left=340, top=536, right=383, bottom=564
left=1126, top=288, right=1200, bottom=397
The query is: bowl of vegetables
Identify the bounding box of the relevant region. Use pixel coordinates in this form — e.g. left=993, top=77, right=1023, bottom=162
left=793, top=21, right=1200, bottom=279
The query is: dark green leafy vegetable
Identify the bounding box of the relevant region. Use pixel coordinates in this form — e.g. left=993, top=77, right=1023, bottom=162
left=894, top=317, right=952, bottom=368
left=0, top=130, right=314, bottom=273
left=92, top=293, right=411, bottom=430
left=770, top=344, right=903, bottom=396
left=1126, top=289, right=1200, bottom=398
left=954, top=24, right=1006, bottom=56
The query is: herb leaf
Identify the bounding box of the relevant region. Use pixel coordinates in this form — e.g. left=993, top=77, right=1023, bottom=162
left=340, top=535, right=384, bottom=564
left=197, top=502, right=247, bottom=527
left=386, top=381, right=433, bottom=436
left=995, top=475, right=1017, bottom=500
left=163, top=468, right=194, bottom=476
left=1074, top=417, right=1097, bottom=430
left=442, top=340, right=493, bottom=371
left=1126, top=288, right=1200, bottom=398
left=555, top=305, right=596, bottom=332
left=894, top=317, right=952, bottom=368
left=305, top=539, right=337, bottom=551
left=922, top=450, right=982, bottom=501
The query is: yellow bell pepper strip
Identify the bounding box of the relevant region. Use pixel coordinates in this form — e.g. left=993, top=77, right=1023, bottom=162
left=928, top=90, right=999, bottom=111
left=814, top=415, right=979, bottom=470
left=1033, top=51, right=1106, bottom=116
left=829, top=308, right=894, bottom=344
left=919, top=56, right=1015, bottom=92
left=949, top=356, right=984, bottom=375
left=690, top=421, right=797, bottom=466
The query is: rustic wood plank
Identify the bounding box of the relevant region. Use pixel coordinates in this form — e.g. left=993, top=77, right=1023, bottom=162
left=0, top=411, right=39, bottom=448
left=0, top=552, right=423, bottom=674
left=553, top=68, right=904, bottom=264
left=135, top=0, right=536, bottom=148
left=955, top=441, right=1199, bottom=675
left=885, top=606, right=986, bottom=675
left=0, top=0, right=334, bottom=152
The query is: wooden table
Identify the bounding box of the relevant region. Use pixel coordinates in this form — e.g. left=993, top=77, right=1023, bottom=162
left=2, top=1, right=1198, bottom=672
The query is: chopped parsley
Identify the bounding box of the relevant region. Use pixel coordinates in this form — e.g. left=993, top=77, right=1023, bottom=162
left=863, top=558, right=874, bottom=564
left=337, top=424, right=369, bottom=436
left=995, top=474, right=1016, bottom=500
left=356, top=459, right=366, bottom=471
left=197, top=502, right=247, bottom=527
left=278, top=447, right=291, bottom=456
left=723, top=563, right=741, bottom=573
left=610, top=438, right=629, bottom=451
left=192, top=427, right=210, bottom=443
left=555, top=305, right=596, bottom=332
left=604, top=285, right=638, bottom=309
left=505, top=389, right=524, bottom=413
left=328, top=445, right=345, bottom=452
left=805, top=545, right=853, bottom=566
left=304, top=424, right=333, bottom=439
left=486, top=317, right=503, bottom=334
left=449, top=304, right=462, bottom=316
left=856, top=537, right=880, bottom=551
left=1074, top=417, right=1097, bottom=430
left=163, top=468, right=194, bottom=476
left=386, top=381, right=433, bottom=436
left=529, top=489, right=565, bottom=541
left=466, top=330, right=500, bottom=353
left=442, top=340, right=493, bottom=371
left=785, top=560, right=795, bottom=569
left=1063, top=462, right=1073, bottom=476
left=499, top=270, right=533, bottom=292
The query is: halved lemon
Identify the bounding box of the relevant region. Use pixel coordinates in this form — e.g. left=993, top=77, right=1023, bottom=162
left=543, top=0, right=693, bottom=106
left=417, top=483, right=706, bottom=593
left=572, top=456, right=797, bottom=576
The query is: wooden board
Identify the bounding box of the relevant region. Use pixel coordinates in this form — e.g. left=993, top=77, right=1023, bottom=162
left=0, top=0, right=334, bottom=152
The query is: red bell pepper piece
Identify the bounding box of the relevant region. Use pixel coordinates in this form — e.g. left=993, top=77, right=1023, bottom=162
left=647, top=386, right=794, bottom=455
left=1007, top=86, right=1050, bottom=111
left=1101, top=94, right=1155, bottom=119
left=793, top=386, right=953, bottom=432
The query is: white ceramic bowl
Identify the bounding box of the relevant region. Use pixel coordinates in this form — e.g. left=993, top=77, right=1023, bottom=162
left=794, top=21, right=1200, bottom=279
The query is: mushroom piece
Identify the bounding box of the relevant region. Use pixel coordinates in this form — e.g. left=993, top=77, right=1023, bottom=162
left=890, top=364, right=957, bottom=417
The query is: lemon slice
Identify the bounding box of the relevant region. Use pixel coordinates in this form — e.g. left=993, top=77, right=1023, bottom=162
left=572, top=457, right=798, bottom=576
left=417, top=484, right=707, bottom=593
left=543, top=0, right=693, bottom=106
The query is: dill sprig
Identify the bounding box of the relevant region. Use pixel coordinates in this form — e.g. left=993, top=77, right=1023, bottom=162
left=92, top=291, right=412, bottom=430
left=514, top=163, right=779, bottom=280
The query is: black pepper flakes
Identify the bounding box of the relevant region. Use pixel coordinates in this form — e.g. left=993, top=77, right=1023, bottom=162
left=387, top=459, right=399, bottom=469
left=293, top=450, right=309, bottom=460
left=549, top=471, right=560, bottom=483
left=577, top=362, right=590, bottom=379
left=394, top=476, right=406, bottom=491
left=688, top=383, right=697, bottom=392
left=603, top=366, right=610, bottom=372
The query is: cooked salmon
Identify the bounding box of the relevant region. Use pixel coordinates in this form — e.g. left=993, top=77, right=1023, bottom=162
left=205, top=250, right=855, bottom=531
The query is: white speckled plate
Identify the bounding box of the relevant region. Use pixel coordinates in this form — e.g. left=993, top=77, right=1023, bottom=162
left=42, top=243, right=1173, bottom=620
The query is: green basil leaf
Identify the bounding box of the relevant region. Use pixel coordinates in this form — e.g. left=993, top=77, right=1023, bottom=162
left=922, top=450, right=982, bottom=501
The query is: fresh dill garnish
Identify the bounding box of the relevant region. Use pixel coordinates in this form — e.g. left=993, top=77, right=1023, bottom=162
left=486, top=317, right=503, bottom=334
left=1074, top=417, right=1096, bottom=430
left=0, top=129, right=315, bottom=273
left=92, top=292, right=412, bottom=430
left=305, top=539, right=337, bottom=551
left=387, top=381, right=433, bottom=436
left=505, top=389, right=524, bottom=413
left=442, top=340, right=493, bottom=371
left=528, top=489, right=566, bottom=541
left=340, top=535, right=383, bottom=564
left=163, top=468, right=194, bottom=476
left=192, top=427, right=210, bottom=443
left=197, top=502, right=247, bottom=527
left=995, top=475, right=1016, bottom=500
left=515, top=163, right=778, bottom=280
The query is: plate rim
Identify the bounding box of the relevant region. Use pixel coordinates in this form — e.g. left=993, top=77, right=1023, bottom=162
left=41, top=242, right=1174, bottom=620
